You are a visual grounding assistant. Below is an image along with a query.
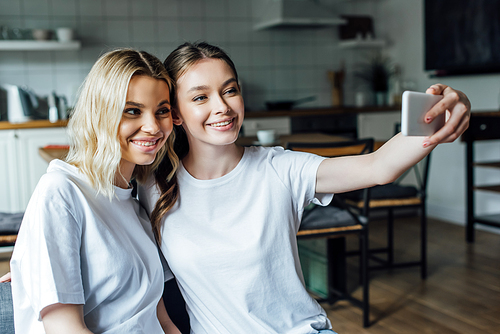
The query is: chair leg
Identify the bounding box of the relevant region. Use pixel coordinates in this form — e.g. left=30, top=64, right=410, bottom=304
left=328, top=234, right=370, bottom=327
left=327, top=237, right=347, bottom=303
left=387, top=208, right=394, bottom=266
left=358, top=233, right=364, bottom=285
left=361, top=228, right=370, bottom=327
left=420, top=203, right=427, bottom=279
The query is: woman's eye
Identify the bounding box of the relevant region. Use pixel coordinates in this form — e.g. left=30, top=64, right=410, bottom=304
left=225, top=87, right=238, bottom=95
left=193, top=95, right=207, bottom=102
left=157, top=108, right=171, bottom=116
left=124, top=108, right=140, bottom=115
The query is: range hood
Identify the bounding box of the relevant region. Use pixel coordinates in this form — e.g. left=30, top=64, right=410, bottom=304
left=253, top=0, right=346, bottom=30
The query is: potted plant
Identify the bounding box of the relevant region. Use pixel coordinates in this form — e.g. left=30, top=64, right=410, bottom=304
left=354, top=52, right=394, bottom=106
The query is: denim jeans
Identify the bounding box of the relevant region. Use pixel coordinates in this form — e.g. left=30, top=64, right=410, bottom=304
left=0, top=282, right=15, bottom=334
left=317, top=330, right=338, bottom=334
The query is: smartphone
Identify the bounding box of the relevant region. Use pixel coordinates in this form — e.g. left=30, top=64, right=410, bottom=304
left=401, top=91, right=445, bottom=136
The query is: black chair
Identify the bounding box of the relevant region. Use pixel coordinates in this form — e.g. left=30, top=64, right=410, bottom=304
left=340, top=125, right=431, bottom=279
left=0, top=282, right=15, bottom=334
left=288, top=138, right=374, bottom=327
left=0, top=212, right=23, bottom=248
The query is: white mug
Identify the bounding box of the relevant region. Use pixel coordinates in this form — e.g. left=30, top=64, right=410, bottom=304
left=257, top=129, right=276, bottom=145
left=56, top=27, right=74, bottom=42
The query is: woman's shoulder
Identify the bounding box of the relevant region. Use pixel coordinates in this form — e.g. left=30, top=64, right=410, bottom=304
left=245, top=145, right=286, bottom=159
left=245, top=145, right=313, bottom=163
left=37, top=160, right=90, bottom=198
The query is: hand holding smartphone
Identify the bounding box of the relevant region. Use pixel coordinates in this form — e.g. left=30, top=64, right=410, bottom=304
left=401, top=91, right=445, bottom=136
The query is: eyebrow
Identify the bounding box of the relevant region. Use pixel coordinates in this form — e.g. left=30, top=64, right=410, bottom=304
left=186, top=78, right=237, bottom=93
left=125, top=100, right=171, bottom=107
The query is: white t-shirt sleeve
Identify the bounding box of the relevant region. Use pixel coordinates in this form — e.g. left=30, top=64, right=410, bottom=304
left=15, top=174, right=85, bottom=320
left=158, top=246, right=174, bottom=282
left=268, top=147, right=333, bottom=211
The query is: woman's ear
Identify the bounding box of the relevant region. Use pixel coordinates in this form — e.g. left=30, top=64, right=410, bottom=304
left=172, top=108, right=183, bottom=126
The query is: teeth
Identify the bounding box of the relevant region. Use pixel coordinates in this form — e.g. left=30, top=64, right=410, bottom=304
left=211, top=120, right=232, bottom=127
left=133, top=139, right=157, bottom=147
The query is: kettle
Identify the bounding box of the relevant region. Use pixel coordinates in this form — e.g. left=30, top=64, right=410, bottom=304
left=0, top=84, right=36, bottom=123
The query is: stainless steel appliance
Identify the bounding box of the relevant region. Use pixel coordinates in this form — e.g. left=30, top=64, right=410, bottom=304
left=0, top=84, right=36, bottom=123
left=0, top=84, right=65, bottom=123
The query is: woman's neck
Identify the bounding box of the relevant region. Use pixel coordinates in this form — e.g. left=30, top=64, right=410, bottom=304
left=115, top=160, right=135, bottom=189
left=182, top=142, right=244, bottom=180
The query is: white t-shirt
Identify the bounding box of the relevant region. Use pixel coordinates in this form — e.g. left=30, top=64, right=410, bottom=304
left=139, top=146, right=334, bottom=334
left=10, top=160, right=171, bottom=334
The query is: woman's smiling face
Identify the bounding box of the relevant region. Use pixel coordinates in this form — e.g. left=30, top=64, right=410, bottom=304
left=173, top=58, right=244, bottom=149
left=118, top=75, right=173, bottom=178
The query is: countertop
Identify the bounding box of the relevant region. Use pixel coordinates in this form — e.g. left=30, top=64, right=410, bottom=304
left=2, top=109, right=496, bottom=130
left=0, top=106, right=399, bottom=130
left=244, top=105, right=401, bottom=118
left=0, top=120, right=68, bottom=130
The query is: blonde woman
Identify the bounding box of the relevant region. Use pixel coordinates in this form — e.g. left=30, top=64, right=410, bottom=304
left=9, top=49, right=180, bottom=334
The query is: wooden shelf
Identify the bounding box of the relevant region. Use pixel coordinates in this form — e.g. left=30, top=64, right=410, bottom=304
left=0, top=40, right=81, bottom=51
left=0, top=120, right=68, bottom=130
left=475, top=213, right=500, bottom=227
left=473, top=161, right=500, bottom=169
left=473, top=185, right=500, bottom=193
left=339, top=39, right=386, bottom=49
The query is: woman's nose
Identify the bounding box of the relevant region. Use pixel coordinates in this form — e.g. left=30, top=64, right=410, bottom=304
left=213, top=95, right=229, bottom=115
left=141, top=113, right=160, bottom=134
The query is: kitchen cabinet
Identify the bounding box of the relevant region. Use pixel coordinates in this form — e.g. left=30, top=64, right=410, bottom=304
left=463, top=112, right=500, bottom=242
left=0, top=130, right=21, bottom=212
left=242, top=116, right=291, bottom=136
left=0, top=127, right=68, bottom=213
left=357, top=110, right=400, bottom=140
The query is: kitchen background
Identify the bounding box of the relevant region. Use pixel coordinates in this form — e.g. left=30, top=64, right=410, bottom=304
left=0, top=0, right=499, bottom=232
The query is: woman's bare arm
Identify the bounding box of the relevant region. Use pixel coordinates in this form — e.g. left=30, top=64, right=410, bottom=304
left=41, top=303, right=93, bottom=334
left=315, top=85, right=470, bottom=194
left=157, top=297, right=182, bottom=334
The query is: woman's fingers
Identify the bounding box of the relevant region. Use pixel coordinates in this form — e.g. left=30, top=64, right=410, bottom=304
left=422, top=84, right=471, bottom=145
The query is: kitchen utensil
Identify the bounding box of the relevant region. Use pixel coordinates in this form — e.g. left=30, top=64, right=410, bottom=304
left=32, top=29, right=51, bottom=41
left=57, top=95, right=68, bottom=120
left=48, top=92, right=58, bottom=123
left=265, top=96, right=316, bottom=111
left=56, top=27, right=74, bottom=42
left=256, top=129, right=276, bottom=145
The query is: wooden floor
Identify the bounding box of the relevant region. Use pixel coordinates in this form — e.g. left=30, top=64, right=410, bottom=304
left=1, top=217, right=499, bottom=333
left=323, top=216, right=500, bottom=334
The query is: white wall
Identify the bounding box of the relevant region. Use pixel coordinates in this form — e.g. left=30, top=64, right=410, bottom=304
left=0, top=0, right=348, bottom=111
left=1, top=0, right=498, bottom=227
left=374, top=0, right=500, bottom=227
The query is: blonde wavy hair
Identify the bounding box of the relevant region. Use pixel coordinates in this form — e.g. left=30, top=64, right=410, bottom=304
left=65, top=48, right=178, bottom=201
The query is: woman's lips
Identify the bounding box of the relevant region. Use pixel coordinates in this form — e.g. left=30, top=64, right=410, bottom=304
left=207, top=118, right=235, bottom=130
left=131, top=138, right=161, bottom=151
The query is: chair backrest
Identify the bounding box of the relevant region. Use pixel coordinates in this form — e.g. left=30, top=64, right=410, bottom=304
left=287, top=137, right=374, bottom=157
left=0, top=282, right=15, bottom=334
left=0, top=212, right=23, bottom=247
left=287, top=138, right=375, bottom=217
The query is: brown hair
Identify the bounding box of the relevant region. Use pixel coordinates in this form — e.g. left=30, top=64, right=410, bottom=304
left=150, top=42, right=239, bottom=243
left=163, top=41, right=239, bottom=105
